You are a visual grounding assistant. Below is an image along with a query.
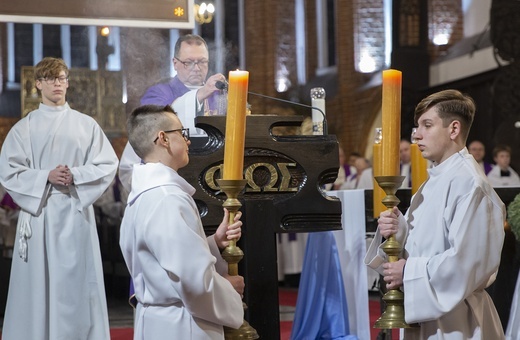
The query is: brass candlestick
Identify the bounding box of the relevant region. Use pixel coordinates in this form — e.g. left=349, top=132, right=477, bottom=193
left=216, top=179, right=259, bottom=340
left=374, top=175, right=412, bottom=329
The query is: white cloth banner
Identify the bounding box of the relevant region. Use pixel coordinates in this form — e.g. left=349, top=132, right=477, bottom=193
left=328, top=189, right=370, bottom=340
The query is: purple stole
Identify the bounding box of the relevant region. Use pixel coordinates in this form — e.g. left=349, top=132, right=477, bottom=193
left=0, top=192, right=18, bottom=210
left=141, top=76, right=221, bottom=114
left=483, top=162, right=493, bottom=175
left=343, top=164, right=352, bottom=178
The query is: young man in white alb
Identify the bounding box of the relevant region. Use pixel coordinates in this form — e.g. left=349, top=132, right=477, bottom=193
left=366, top=89, right=505, bottom=339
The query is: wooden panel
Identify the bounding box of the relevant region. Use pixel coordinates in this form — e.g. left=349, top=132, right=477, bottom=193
left=0, top=117, right=19, bottom=151
left=0, top=0, right=193, bottom=29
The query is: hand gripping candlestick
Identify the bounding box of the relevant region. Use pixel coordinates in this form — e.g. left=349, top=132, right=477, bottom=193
left=219, top=70, right=258, bottom=339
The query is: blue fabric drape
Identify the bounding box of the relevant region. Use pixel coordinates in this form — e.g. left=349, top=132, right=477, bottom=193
left=291, top=231, right=358, bottom=340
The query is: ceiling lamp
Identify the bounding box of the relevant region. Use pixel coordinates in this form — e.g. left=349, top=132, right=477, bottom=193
left=194, top=2, right=215, bottom=24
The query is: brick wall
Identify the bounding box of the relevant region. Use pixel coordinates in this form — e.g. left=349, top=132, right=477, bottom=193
left=331, top=1, right=384, bottom=157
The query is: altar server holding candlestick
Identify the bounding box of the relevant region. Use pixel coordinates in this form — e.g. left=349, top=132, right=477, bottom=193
left=119, top=104, right=245, bottom=339
left=366, top=89, right=505, bottom=338
left=367, top=69, right=409, bottom=329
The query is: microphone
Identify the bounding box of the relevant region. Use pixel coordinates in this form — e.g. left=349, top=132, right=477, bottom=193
left=215, top=80, right=227, bottom=90
left=247, top=91, right=328, bottom=135
left=215, top=81, right=328, bottom=135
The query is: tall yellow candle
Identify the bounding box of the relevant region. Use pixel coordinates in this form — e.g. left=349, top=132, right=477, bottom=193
left=381, top=69, right=402, bottom=176
left=373, top=128, right=386, bottom=217
left=223, top=70, right=249, bottom=180
left=411, top=128, right=428, bottom=194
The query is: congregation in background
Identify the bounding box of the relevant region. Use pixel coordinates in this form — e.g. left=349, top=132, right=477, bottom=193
left=468, top=140, right=520, bottom=188
left=334, top=138, right=520, bottom=192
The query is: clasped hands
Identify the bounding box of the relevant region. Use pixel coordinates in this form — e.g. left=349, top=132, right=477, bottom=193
left=48, top=165, right=73, bottom=186
left=379, top=206, right=406, bottom=290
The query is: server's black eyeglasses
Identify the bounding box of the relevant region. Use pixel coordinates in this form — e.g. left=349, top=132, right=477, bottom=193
left=153, top=128, right=190, bottom=144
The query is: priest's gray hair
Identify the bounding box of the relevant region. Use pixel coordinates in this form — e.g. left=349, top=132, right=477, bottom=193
left=127, top=104, right=178, bottom=159
left=174, top=34, right=208, bottom=58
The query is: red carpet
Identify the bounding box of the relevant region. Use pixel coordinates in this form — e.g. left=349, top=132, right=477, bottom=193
left=279, top=287, right=298, bottom=306
left=110, top=328, right=134, bottom=339
left=280, top=321, right=292, bottom=340
left=279, top=287, right=298, bottom=340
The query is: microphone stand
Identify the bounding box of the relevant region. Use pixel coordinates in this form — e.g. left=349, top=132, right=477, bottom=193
left=216, top=81, right=328, bottom=135
left=247, top=92, right=328, bottom=135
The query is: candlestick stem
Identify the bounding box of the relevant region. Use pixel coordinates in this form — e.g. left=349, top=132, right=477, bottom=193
left=374, top=175, right=413, bottom=329
left=216, top=179, right=259, bottom=339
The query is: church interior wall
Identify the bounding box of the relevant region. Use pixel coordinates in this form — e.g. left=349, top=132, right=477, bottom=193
left=0, top=0, right=516, bottom=171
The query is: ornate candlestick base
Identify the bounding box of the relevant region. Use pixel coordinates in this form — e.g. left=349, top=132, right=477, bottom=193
left=216, top=179, right=259, bottom=340
left=374, top=175, right=412, bottom=329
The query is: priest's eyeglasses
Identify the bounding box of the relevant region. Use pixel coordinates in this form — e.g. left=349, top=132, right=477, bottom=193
left=153, top=128, right=190, bottom=144
left=174, top=57, right=209, bottom=70
left=39, top=76, right=69, bottom=85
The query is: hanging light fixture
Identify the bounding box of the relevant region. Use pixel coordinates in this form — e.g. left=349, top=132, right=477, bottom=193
left=194, top=2, right=215, bottom=24
left=99, top=26, right=110, bottom=37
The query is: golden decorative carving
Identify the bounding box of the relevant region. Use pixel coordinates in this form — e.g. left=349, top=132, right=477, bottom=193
left=0, top=118, right=20, bottom=151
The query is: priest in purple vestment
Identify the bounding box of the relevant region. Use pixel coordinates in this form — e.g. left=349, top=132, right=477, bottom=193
left=119, top=34, right=227, bottom=192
